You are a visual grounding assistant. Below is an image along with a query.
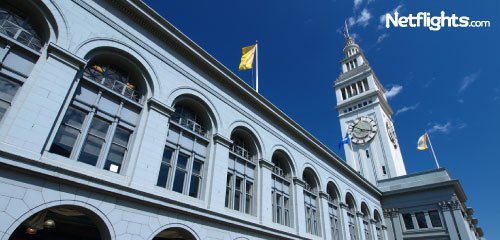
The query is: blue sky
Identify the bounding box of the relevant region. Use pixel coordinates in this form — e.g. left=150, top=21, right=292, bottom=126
left=144, top=0, right=498, bottom=236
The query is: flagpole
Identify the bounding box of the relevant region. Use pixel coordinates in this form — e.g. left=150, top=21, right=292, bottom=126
left=425, top=132, right=440, bottom=168
left=255, top=40, right=259, bottom=93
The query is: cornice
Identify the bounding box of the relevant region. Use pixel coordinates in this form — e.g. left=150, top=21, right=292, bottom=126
left=147, top=97, right=174, bottom=117
left=292, top=177, right=306, bottom=187
left=258, top=159, right=274, bottom=170
left=213, top=134, right=232, bottom=148
left=47, top=42, right=87, bottom=70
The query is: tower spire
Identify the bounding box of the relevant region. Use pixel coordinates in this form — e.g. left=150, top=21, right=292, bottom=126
left=344, top=20, right=350, bottom=38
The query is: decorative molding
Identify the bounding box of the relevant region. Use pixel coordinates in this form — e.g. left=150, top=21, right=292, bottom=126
left=318, top=191, right=329, bottom=200
left=340, top=202, right=349, bottom=209
left=439, top=200, right=461, bottom=212
left=292, top=177, right=305, bottom=188
left=356, top=211, right=364, bottom=217
left=383, top=208, right=399, bottom=218
left=258, top=159, right=274, bottom=170
left=47, top=42, right=87, bottom=70
left=147, top=97, right=174, bottom=117
left=212, top=133, right=232, bottom=148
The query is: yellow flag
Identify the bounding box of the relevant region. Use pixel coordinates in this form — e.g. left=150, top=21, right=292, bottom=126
left=239, top=44, right=256, bottom=70
left=417, top=133, right=428, bottom=150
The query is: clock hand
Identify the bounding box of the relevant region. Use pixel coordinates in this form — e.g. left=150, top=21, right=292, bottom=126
left=353, top=126, right=370, bottom=132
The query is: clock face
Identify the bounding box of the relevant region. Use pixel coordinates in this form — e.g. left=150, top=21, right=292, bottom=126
left=348, top=116, right=378, bottom=144
left=386, top=121, right=398, bottom=149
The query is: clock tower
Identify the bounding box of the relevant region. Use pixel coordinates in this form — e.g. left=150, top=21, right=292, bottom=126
left=335, top=26, right=406, bottom=185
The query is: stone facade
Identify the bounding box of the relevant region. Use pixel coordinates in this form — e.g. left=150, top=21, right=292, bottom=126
left=0, top=0, right=482, bottom=240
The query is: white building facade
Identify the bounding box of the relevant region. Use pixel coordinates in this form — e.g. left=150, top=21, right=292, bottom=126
left=0, top=0, right=482, bottom=240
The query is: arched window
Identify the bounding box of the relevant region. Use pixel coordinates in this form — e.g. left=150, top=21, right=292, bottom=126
left=374, top=210, right=384, bottom=240
left=361, top=203, right=373, bottom=240
left=303, top=169, right=320, bottom=236
left=0, top=2, right=47, bottom=120
left=49, top=55, right=145, bottom=174
left=327, top=182, right=341, bottom=240
left=271, top=151, right=293, bottom=227
left=346, top=193, right=359, bottom=240
left=225, top=128, right=257, bottom=215
left=0, top=5, right=44, bottom=51
left=156, top=99, right=211, bottom=199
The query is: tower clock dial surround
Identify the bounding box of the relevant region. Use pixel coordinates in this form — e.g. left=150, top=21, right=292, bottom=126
left=348, top=116, right=378, bottom=144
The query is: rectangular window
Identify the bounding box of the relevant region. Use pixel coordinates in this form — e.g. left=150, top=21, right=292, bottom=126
left=225, top=173, right=232, bottom=207
left=188, top=159, right=203, bottom=198
left=50, top=107, right=86, bottom=157
left=415, top=212, right=428, bottom=229
left=104, top=126, right=131, bottom=173
left=429, top=210, right=443, bottom=228
left=341, top=88, right=347, bottom=100
left=156, top=147, right=174, bottom=187
left=366, top=149, right=370, bottom=158
left=363, top=79, right=369, bottom=91
left=382, top=166, right=387, bottom=175
left=402, top=213, right=414, bottom=230
left=172, top=153, right=188, bottom=193
left=234, top=177, right=243, bottom=211
left=245, top=181, right=253, bottom=214
left=0, top=76, right=20, bottom=120
left=78, top=117, right=110, bottom=166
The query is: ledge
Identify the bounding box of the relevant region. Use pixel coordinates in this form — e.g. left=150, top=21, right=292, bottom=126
left=47, top=42, right=87, bottom=70
left=148, top=97, right=175, bottom=117
left=213, top=133, right=232, bottom=148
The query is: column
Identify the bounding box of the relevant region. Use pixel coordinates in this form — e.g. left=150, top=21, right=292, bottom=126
left=129, top=98, right=173, bottom=189
left=207, top=133, right=232, bottom=212
left=259, top=159, right=274, bottom=225
left=383, top=208, right=403, bottom=240
left=0, top=43, right=86, bottom=155
left=293, top=177, right=307, bottom=236
left=340, top=202, right=351, bottom=240
left=319, top=191, right=332, bottom=239
left=370, top=219, right=377, bottom=240
left=439, top=201, right=461, bottom=240
left=357, top=211, right=366, bottom=240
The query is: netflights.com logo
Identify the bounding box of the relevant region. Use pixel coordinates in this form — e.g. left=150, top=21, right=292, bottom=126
left=386, top=11, right=491, bottom=31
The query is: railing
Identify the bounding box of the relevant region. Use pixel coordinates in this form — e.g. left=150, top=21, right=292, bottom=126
left=273, top=166, right=284, bottom=177
left=171, top=113, right=206, bottom=137
left=84, top=66, right=141, bottom=103
left=0, top=8, right=43, bottom=51
left=230, top=144, right=251, bottom=161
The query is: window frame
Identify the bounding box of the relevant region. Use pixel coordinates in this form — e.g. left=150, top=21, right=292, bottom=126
left=225, top=148, right=256, bottom=215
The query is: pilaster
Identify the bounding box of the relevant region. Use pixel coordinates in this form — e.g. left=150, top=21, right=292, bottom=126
left=293, top=177, right=307, bottom=236
left=207, top=133, right=232, bottom=212
left=259, top=158, right=274, bottom=225
left=318, top=191, right=332, bottom=239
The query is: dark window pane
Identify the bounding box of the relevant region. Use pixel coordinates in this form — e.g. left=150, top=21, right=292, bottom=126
left=156, top=163, right=170, bottom=188
left=162, top=147, right=174, bottom=164
left=429, top=210, right=443, bottom=228
left=415, top=212, right=428, bottom=229
left=62, top=107, right=86, bottom=128
left=0, top=101, right=8, bottom=120
left=189, top=175, right=200, bottom=198
left=50, top=107, right=86, bottom=157
left=0, top=77, right=20, bottom=102
left=50, top=125, right=79, bottom=157
left=225, top=174, right=232, bottom=207
left=177, top=154, right=188, bottom=169
left=403, top=213, right=414, bottom=230
left=113, top=126, right=131, bottom=146
left=78, top=135, right=104, bottom=166
left=172, top=169, right=185, bottom=193
left=192, top=159, right=202, bottom=175
left=88, top=117, right=110, bottom=138
left=104, top=144, right=125, bottom=173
